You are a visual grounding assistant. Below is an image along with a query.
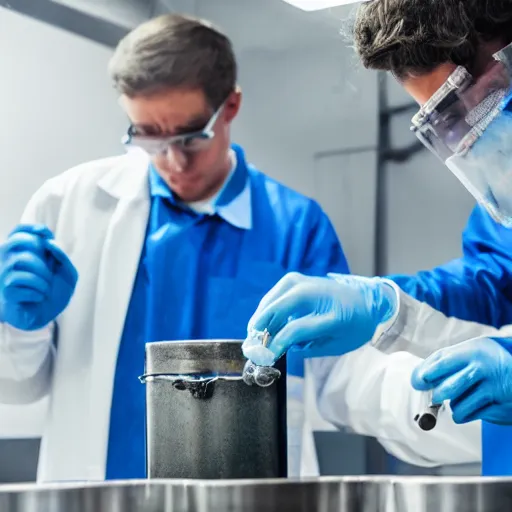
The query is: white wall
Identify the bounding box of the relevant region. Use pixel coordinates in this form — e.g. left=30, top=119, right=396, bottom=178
left=233, top=47, right=379, bottom=277
left=0, top=8, right=126, bottom=438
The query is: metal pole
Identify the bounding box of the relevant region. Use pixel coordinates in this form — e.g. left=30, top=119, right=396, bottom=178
left=374, top=72, right=390, bottom=277
left=374, top=72, right=425, bottom=276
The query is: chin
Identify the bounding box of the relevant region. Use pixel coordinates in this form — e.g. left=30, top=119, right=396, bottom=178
left=172, top=187, right=206, bottom=203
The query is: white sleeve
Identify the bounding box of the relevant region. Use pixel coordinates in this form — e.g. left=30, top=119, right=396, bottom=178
left=0, top=181, right=59, bottom=404
left=0, top=324, right=54, bottom=404
left=309, top=346, right=481, bottom=468
left=372, top=282, right=512, bottom=358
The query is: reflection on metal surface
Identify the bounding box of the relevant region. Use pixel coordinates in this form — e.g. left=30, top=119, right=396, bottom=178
left=0, top=477, right=512, bottom=511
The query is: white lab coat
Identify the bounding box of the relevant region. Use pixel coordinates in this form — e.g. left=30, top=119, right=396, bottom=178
left=0, top=152, right=489, bottom=481
left=309, top=284, right=512, bottom=472
left=0, top=150, right=152, bottom=482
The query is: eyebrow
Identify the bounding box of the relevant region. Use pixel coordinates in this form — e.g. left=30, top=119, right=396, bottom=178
left=173, top=115, right=210, bottom=134
left=132, top=115, right=210, bottom=137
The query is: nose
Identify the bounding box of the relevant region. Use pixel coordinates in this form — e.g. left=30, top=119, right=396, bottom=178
left=165, top=145, right=188, bottom=172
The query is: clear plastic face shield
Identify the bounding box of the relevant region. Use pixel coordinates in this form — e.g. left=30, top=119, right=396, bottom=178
left=122, top=101, right=225, bottom=157
left=411, top=42, right=512, bottom=226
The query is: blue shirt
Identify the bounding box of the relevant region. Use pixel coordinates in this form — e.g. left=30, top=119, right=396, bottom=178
left=105, top=143, right=349, bottom=479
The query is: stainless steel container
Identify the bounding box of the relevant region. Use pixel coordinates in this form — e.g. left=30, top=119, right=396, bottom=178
left=2, top=477, right=512, bottom=512
left=142, top=340, right=287, bottom=479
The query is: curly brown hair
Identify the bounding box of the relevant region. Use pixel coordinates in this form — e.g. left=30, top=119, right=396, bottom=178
left=352, top=0, right=512, bottom=78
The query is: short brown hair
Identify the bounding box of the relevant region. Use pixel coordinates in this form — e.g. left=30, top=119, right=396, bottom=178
left=108, top=14, right=236, bottom=109
left=352, top=0, right=512, bottom=78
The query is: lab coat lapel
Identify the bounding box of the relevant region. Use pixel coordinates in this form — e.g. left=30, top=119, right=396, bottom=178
left=86, top=151, right=151, bottom=479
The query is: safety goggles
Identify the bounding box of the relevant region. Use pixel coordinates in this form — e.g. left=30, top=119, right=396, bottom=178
left=411, top=42, right=512, bottom=226
left=122, top=101, right=225, bottom=156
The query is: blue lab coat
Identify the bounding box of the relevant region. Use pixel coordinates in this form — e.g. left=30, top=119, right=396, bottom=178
left=105, top=143, right=349, bottom=479
left=389, top=204, right=512, bottom=476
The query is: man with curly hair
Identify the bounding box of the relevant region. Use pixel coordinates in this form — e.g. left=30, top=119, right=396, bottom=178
left=352, top=0, right=512, bottom=476
left=245, top=0, right=512, bottom=475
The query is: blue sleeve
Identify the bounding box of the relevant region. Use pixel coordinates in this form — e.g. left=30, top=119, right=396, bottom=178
left=388, top=205, right=512, bottom=328
left=287, top=201, right=350, bottom=377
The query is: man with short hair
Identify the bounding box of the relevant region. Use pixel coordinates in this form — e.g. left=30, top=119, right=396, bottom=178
left=0, top=13, right=349, bottom=481
left=351, top=0, right=512, bottom=476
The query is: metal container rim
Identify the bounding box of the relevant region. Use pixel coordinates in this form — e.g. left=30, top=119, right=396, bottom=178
left=4, top=476, right=512, bottom=494
left=146, top=340, right=244, bottom=347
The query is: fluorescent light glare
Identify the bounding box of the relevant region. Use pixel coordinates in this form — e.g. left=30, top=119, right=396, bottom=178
left=281, top=0, right=361, bottom=11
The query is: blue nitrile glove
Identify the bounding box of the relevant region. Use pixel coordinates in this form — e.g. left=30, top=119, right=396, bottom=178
left=412, top=338, right=512, bottom=425
left=0, top=224, right=78, bottom=331
left=242, top=272, right=399, bottom=366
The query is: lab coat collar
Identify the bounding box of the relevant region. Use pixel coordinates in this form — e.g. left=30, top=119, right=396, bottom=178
left=149, top=143, right=252, bottom=230
left=216, top=144, right=252, bottom=230
left=97, top=148, right=151, bottom=201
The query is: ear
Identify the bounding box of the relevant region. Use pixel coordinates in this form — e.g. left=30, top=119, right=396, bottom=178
left=223, top=87, right=242, bottom=123
left=402, top=63, right=456, bottom=106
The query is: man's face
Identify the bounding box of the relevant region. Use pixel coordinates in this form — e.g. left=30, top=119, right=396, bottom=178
left=400, top=39, right=512, bottom=227
left=402, top=63, right=458, bottom=106
left=121, top=87, right=241, bottom=203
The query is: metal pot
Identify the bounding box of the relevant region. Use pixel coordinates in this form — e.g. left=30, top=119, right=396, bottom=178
left=141, top=340, right=287, bottom=479
left=1, top=477, right=512, bottom=512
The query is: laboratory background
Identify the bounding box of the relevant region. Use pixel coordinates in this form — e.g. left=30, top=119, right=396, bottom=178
left=0, top=0, right=477, bottom=482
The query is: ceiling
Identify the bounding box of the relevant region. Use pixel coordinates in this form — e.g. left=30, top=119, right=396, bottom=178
left=55, top=0, right=156, bottom=27
left=0, top=0, right=356, bottom=51
left=174, top=0, right=357, bottom=53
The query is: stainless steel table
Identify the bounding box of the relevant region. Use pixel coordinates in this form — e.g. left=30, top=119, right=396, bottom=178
left=0, top=476, right=512, bottom=511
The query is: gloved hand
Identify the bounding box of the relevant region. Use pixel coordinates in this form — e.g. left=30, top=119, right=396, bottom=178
left=0, top=224, right=78, bottom=331
left=242, top=272, right=399, bottom=366
left=412, top=338, right=512, bottom=425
